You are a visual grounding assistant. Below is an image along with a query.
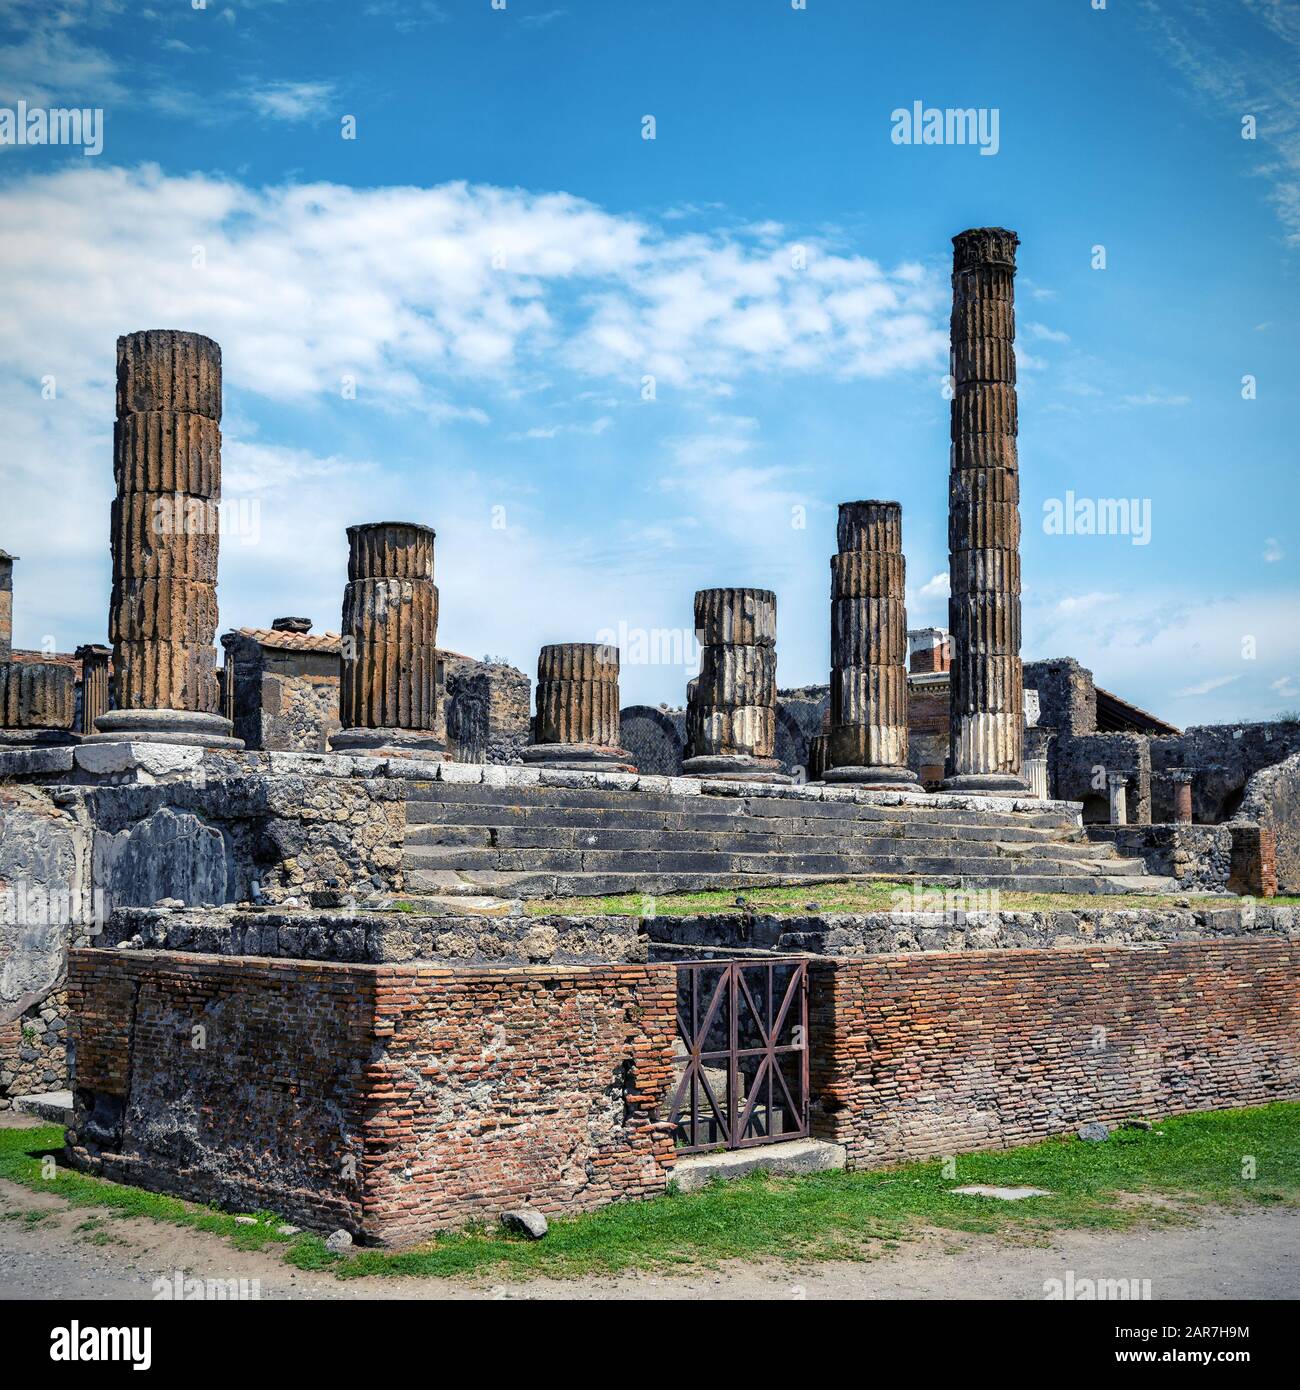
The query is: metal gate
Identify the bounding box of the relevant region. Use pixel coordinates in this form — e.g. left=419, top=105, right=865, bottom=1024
left=668, top=960, right=809, bottom=1153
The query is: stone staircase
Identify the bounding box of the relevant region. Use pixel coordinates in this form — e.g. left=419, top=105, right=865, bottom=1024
left=399, top=774, right=1178, bottom=900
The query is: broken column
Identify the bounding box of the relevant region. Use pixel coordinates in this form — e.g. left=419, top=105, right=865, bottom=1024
left=683, top=588, right=787, bottom=781
left=522, top=643, right=636, bottom=771
left=0, top=550, right=13, bottom=661
left=1171, top=770, right=1194, bottom=825
left=89, top=330, right=241, bottom=747
left=823, top=500, right=919, bottom=788
left=330, top=521, right=445, bottom=757
left=76, top=644, right=112, bottom=735
left=0, top=552, right=78, bottom=747
left=943, top=228, right=1028, bottom=793
left=1108, top=772, right=1129, bottom=826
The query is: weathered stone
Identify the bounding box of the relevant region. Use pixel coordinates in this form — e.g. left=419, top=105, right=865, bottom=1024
left=76, top=645, right=111, bottom=736
left=824, top=501, right=918, bottom=789
left=944, top=229, right=1027, bottom=794
left=684, top=589, right=786, bottom=781
left=1077, top=1121, right=1110, bottom=1142
left=96, top=329, right=240, bottom=748
left=0, top=661, right=76, bottom=733
left=500, top=1208, right=548, bottom=1239
left=333, top=522, right=443, bottom=756
left=325, top=1229, right=353, bottom=1252
left=526, top=643, right=634, bottom=770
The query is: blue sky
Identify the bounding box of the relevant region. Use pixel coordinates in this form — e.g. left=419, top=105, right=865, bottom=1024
left=0, top=0, right=1297, bottom=724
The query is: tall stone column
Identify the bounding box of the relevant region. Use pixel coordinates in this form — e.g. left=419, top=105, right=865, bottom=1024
left=330, top=522, right=445, bottom=757
left=522, top=642, right=635, bottom=770
left=0, top=550, right=13, bottom=660
left=823, top=500, right=919, bottom=788
left=683, top=587, right=788, bottom=782
left=89, top=330, right=241, bottom=748
left=943, top=228, right=1028, bottom=793
left=76, top=644, right=112, bottom=735
left=1107, top=773, right=1129, bottom=826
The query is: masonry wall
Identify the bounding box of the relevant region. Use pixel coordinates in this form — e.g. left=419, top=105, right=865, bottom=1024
left=363, top=963, right=676, bottom=1244
left=65, top=949, right=676, bottom=1244
left=808, top=939, right=1300, bottom=1167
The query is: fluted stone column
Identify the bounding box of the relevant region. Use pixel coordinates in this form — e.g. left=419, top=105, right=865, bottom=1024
left=89, top=330, right=241, bottom=748
left=943, top=228, right=1028, bottom=793
left=823, top=501, right=919, bottom=788
left=522, top=642, right=635, bottom=770
left=330, top=521, right=445, bottom=756
left=0, top=661, right=77, bottom=746
left=76, top=644, right=112, bottom=735
left=683, top=588, right=788, bottom=782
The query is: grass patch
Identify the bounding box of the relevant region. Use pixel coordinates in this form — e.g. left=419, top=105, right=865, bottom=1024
left=525, top=878, right=1250, bottom=919
left=2, top=1104, right=1296, bottom=1283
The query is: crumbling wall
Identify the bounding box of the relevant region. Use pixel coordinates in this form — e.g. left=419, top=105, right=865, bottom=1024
left=0, top=784, right=94, bottom=1107
left=809, top=938, right=1300, bottom=1167
left=1150, top=721, right=1300, bottom=823
left=1233, top=751, right=1300, bottom=894
left=65, top=951, right=373, bottom=1234
left=442, top=658, right=530, bottom=765
left=1023, top=657, right=1096, bottom=736
left=66, top=949, right=676, bottom=1243
left=1051, top=732, right=1151, bottom=824
left=618, top=705, right=686, bottom=775
left=1085, top=824, right=1232, bottom=892
left=775, top=685, right=829, bottom=778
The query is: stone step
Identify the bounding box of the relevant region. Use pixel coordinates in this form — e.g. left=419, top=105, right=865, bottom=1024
left=404, top=800, right=1085, bottom=845
left=402, top=780, right=1080, bottom=831
left=402, top=844, right=1141, bottom=881
left=403, top=824, right=1129, bottom=862
left=402, top=867, right=1172, bottom=900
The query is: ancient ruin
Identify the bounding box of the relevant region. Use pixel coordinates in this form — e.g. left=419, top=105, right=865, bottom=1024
left=523, top=642, right=636, bottom=770
left=684, top=587, right=787, bottom=781
left=88, top=330, right=241, bottom=750
left=330, top=522, right=445, bottom=757
left=944, top=228, right=1027, bottom=793
left=823, top=500, right=919, bottom=788
left=2, top=226, right=1297, bottom=1250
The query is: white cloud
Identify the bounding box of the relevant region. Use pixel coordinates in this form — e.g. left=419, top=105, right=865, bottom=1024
left=1173, top=674, right=1242, bottom=698
left=1264, top=537, right=1284, bottom=562
left=1119, top=392, right=1191, bottom=407
left=1026, top=321, right=1070, bottom=343
left=245, top=80, right=336, bottom=123
left=1056, top=591, right=1121, bottom=614
left=917, top=572, right=949, bottom=600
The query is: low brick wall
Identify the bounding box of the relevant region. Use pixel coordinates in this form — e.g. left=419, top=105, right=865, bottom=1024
left=65, top=949, right=676, bottom=1244
left=808, top=939, right=1300, bottom=1166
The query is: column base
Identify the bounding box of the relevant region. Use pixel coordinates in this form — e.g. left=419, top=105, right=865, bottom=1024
left=940, top=772, right=1030, bottom=795
left=681, top=754, right=792, bottom=784
left=85, top=709, right=243, bottom=749
left=821, top=764, right=922, bottom=790
left=520, top=742, right=638, bottom=772
left=0, top=728, right=80, bottom=748
left=328, top=727, right=449, bottom=759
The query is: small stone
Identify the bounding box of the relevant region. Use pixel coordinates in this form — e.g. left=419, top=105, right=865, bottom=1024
left=325, top=1229, right=353, bottom=1252
left=1077, top=1122, right=1110, bottom=1143
left=501, top=1208, right=548, bottom=1240
left=1123, top=1118, right=1153, bottom=1131
left=153, top=897, right=184, bottom=909
left=277, top=1224, right=301, bottom=1237
left=234, top=1215, right=257, bottom=1225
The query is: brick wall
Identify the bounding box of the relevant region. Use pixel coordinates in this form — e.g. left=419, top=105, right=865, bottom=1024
left=65, top=949, right=676, bottom=1243
left=808, top=939, right=1300, bottom=1166
left=362, top=963, right=676, bottom=1244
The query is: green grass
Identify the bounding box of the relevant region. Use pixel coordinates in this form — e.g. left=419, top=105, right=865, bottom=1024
left=3, top=1104, right=1297, bottom=1282
left=525, top=878, right=1254, bottom=919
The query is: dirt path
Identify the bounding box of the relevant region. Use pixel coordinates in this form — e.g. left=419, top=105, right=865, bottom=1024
left=2, top=1172, right=1297, bottom=1301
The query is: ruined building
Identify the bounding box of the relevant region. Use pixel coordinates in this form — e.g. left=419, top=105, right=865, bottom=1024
left=1, top=236, right=1297, bottom=1247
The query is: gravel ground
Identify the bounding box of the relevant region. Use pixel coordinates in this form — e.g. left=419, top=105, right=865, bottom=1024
left=2, top=1167, right=1297, bottom=1301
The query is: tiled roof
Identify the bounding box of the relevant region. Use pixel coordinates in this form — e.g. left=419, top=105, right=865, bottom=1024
left=227, top=627, right=343, bottom=655
left=7, top=649, right=83, bottom=671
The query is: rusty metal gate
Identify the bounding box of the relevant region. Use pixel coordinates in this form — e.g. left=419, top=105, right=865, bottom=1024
left=668, top=960, right=809, bottom=1153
